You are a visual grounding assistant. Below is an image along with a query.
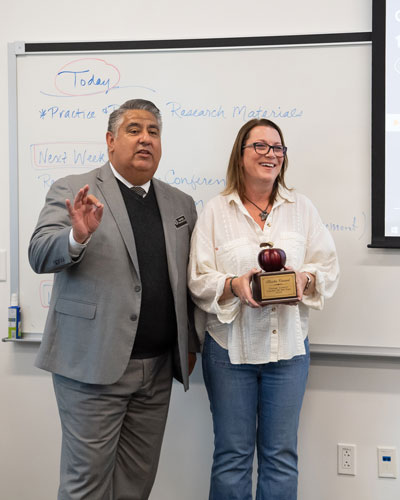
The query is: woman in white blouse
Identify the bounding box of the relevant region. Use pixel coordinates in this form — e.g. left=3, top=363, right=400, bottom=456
left=188, top=119, right=339, bottom=500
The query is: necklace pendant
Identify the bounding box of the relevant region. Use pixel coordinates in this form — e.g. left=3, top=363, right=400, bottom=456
left=260, top=211, right=268, bottom=221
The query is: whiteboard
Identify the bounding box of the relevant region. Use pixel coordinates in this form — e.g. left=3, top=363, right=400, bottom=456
left=10, top=38, right=400, bottom=355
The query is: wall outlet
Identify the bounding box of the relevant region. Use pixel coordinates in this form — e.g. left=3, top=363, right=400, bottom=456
left=338, top=443, right=356, bottom=475
left=377, top=447, right=397, bottom=478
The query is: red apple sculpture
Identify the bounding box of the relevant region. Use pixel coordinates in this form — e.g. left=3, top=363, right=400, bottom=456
left=252, top=242, right=297, bottom=304
left=258, top=242, right=286, bottom=272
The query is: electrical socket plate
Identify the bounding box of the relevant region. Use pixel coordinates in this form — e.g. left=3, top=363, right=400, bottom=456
left=338, top=443, right=356, bottom=475
left=377, top=447, right=397, bottom=478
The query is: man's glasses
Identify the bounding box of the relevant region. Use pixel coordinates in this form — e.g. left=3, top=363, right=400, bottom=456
left=242, top=142, right=287, bottom=158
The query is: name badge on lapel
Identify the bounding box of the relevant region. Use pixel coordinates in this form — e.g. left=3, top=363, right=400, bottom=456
left=175, top=215, right=187, bottom=228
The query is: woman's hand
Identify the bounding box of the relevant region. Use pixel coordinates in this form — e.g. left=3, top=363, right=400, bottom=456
left=285, top=266, right=315, bottom=302
left=220, top=268, right=261, bottom=308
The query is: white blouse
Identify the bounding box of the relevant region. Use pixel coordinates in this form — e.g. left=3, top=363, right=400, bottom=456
left=188, top=188, right=339, bottom=364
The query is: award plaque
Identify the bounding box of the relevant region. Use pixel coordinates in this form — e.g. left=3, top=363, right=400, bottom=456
left=251, top=243, right=298, bottom=305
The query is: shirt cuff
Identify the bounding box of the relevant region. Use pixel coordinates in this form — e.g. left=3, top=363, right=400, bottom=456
left=213, top=275, right=241, bottom=324
left=69, top=229, right=91, bottom=258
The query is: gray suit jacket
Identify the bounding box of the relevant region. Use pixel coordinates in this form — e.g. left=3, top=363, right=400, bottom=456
left=29, top=163, right=199, bottom=389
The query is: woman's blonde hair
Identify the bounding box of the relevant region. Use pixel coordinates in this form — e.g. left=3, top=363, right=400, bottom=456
left=223, top=119, right=290, bottom=203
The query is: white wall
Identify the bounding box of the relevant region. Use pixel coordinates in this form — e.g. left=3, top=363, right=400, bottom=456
left=2, top=2, right=400, bottom=499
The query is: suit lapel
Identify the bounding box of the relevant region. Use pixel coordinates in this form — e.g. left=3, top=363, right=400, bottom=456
left=96, top=163, right=140, bottom=278
left=153, top=179, right=178, bottom=296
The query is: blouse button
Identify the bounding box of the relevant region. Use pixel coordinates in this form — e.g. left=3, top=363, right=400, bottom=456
left=272, top=329, right=277, bottom=334
left=272, top=307, right=276, bottom=312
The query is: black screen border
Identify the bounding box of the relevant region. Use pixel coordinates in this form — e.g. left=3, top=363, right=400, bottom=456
left=369, top=0, right=400, bottom=248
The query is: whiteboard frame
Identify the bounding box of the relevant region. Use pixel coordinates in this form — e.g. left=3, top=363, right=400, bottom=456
left=8, top=42, right=20, bottom=297
left=11, top=33, right=399, bottom=359
left=4, top=338, right=400, bottom=359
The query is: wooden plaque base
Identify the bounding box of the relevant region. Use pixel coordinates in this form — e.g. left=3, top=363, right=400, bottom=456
left=252, top=270, right=298, bottom=305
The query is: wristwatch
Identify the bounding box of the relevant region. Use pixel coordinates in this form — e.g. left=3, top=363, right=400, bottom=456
left=303, top=273, right=312, bottom=293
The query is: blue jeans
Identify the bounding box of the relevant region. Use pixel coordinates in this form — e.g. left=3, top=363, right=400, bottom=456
left=202, top=333, right=310, bottom=500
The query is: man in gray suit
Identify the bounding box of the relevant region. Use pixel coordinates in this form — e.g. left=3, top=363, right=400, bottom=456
left=29, top=99, right=199, bottom=500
